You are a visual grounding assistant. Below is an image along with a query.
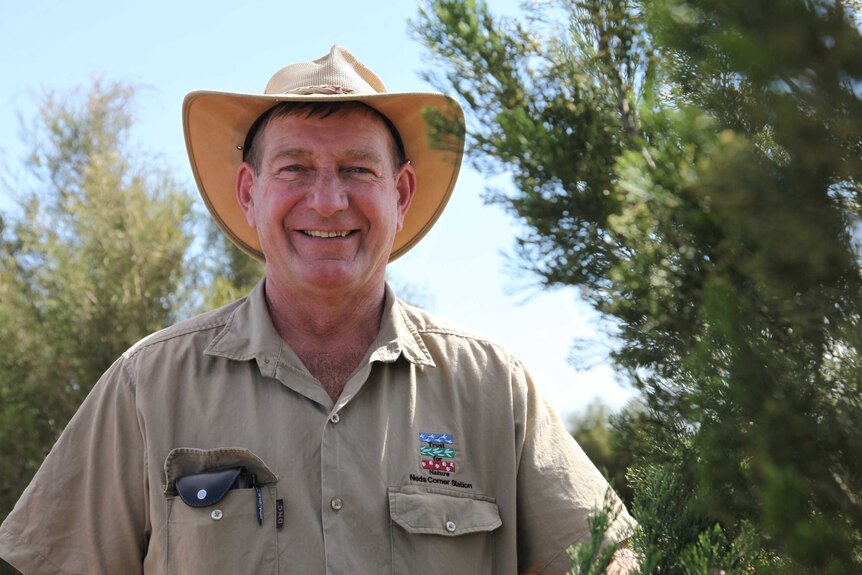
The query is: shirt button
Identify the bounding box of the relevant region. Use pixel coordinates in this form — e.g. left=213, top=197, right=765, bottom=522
left=445, top=520, right=457, bottom=533
left=330, top=497, right=344, bottom=511
left=329, top=413, right=340, bottom=424
left=211, top=509, right=223, bottom=521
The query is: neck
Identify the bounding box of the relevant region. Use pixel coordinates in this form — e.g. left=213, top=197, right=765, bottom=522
left=263, top=277, right=386, bottom=402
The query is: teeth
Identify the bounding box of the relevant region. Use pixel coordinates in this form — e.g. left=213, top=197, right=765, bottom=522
left=304, top=230, right=350, bottom=238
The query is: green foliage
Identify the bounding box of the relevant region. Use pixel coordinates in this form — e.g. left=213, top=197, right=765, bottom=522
left=0, top=82, right=194, bottom=573
left=628, top=425, right=779, bottom=574
left=199, top=220, right=264, bottom=309
left=417, top=0, right=862, bottom=571
left=569, top=400, right=641, bottom=506
left=0, top=82, right=260, bottom=575
left=566, top=490, right=629, bottom=575
left=0, top=83, right=194, bottom=514
left=571, top=402, right=775, bottom=573
left=569, top=418, right=778, bottom=573
left=413, top=0, right=651, bottom=293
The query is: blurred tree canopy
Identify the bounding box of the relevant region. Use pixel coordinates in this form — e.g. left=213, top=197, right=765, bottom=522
left=0, top=82, right=193, bottom=531
left=569, top=399, right=640, bottom=507
left=0, top=82, right=262, bottom=573
left=415, top=0, right=862, bottom=572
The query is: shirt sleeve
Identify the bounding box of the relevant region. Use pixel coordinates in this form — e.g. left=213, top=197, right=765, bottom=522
left=0, top=356, right=149, bottom=574
left=511, top=358, right=637, bottom=574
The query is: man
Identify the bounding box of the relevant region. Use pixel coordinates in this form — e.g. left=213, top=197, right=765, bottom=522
left=0, top=46, right=636, bottom=574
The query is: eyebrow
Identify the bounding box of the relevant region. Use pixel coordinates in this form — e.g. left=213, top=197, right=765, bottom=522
left=342, top=149, right=385, bottom=163
left=267, top=147, right=385, bottom=166
left=268, top=148, right=311, bottom=165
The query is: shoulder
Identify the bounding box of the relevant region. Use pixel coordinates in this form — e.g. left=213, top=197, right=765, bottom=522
left=396, top=299, right=500, bottom=346
left=395, top=299, right=523, bottom=371
left=121, top=297, right=245, bottom=361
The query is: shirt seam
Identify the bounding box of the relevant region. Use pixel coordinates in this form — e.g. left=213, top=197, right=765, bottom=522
left=123, top=319, right=228, bottom=360
left=123, top=358, right=150, bottom=556
left=537, top=544, right=571, bottom=575
left=536, top=525, right=592, bottom=574
left=0, top=526, right=71, bottom=575
left=415, top=327, right=514, bottom=357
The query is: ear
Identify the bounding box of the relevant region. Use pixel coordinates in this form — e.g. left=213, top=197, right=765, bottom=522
left=236, top=162, right=258, bottom=229
left=394, top=161, right=417, bottom=232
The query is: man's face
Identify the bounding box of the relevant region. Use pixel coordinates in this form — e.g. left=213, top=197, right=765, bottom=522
left=236, top=108, right=415, bottom=299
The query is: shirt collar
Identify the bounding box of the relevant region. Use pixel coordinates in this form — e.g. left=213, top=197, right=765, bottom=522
left=204, top=279, right=284, bottom=378
left=205, top=279, right=435, bottom=371
left=370, top=283, right=435, bottom=368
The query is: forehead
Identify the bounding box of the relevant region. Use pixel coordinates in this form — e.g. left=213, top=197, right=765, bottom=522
left=257, top=108, right=394, bottom=158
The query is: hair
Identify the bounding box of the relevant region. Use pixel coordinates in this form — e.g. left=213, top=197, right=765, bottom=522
left=242, top=101, right=407, bottom=173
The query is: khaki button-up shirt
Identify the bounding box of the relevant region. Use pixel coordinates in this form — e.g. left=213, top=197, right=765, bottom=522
left=0, top=281, right=635, bottom=574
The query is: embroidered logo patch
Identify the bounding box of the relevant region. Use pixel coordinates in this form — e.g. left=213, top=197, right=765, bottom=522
left=419, top=432, right=456, bottom=476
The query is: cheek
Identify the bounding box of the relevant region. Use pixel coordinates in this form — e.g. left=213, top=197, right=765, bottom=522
left=383, top=201, right=404, bottom=234
left=257, top=189, right=299, bottom=225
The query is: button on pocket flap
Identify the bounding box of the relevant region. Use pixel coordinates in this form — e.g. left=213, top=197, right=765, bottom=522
left=176, top=467, right=241, bottom=507
left=389, top=486, right=502, bottom=536
left=163, top=447, right=278, bottom=494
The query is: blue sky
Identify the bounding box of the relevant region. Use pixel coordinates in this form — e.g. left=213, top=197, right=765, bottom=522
left=0, top=0, right=635, bottom=417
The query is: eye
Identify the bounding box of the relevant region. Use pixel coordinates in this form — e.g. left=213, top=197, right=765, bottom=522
left=343, top=166, right=378, bottom=176
left=279, top=164, right=305, bottom=173
left=273, top=164, right=310, bottom=178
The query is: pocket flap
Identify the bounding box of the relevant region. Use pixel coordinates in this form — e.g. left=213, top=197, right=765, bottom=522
left=389, top=486, right=502, bottom=536
left=176, top=467, right=242, bottom=507
left=163, top=447, right=278, bottom=494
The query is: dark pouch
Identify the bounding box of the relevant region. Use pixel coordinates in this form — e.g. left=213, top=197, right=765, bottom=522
left=176, top=467, right=242, bottom=507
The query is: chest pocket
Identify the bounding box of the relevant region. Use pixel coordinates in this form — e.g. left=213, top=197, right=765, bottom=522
left=163, top=447, right=279, bottom=575
left=388, top=486, right=502, bottom=575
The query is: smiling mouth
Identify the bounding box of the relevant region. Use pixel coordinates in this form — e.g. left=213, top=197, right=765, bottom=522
left=301, top=230, right=352, bottom=238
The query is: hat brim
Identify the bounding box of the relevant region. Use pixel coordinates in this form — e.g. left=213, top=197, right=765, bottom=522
left=183, top=90, right=465, bottom=262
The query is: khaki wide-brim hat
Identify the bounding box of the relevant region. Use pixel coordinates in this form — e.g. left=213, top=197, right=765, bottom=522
left=183, top=45, right=466, bottom=262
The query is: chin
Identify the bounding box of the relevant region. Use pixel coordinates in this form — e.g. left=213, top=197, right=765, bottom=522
left=295, top=263, right=371, bottom=292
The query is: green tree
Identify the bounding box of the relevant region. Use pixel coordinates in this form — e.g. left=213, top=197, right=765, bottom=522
left=415, top=0, right=862, bottom=572
left=568, top=399, right=641, bottom=507
left=0, top=81, right=196, bottom=564
left=198, top=220, right=264, bottom=309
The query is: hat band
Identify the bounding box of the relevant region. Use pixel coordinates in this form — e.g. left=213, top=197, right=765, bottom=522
left=281, top=84, right=356, bottom=95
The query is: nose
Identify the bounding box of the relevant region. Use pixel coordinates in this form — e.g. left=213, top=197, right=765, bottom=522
left=307, top=171, right=348, bottom=218
left=306, top=171, right=348, bottom=217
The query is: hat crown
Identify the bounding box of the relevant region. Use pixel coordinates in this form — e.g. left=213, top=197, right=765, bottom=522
left=264, top=45, right=387, bottom=96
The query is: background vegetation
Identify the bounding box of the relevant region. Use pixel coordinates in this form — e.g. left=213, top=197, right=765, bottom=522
left=2, top=0, right=862, bottom=573
left=414, top=0, right=862, bottom=572
left=0, top=82, right=262, bottom=575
